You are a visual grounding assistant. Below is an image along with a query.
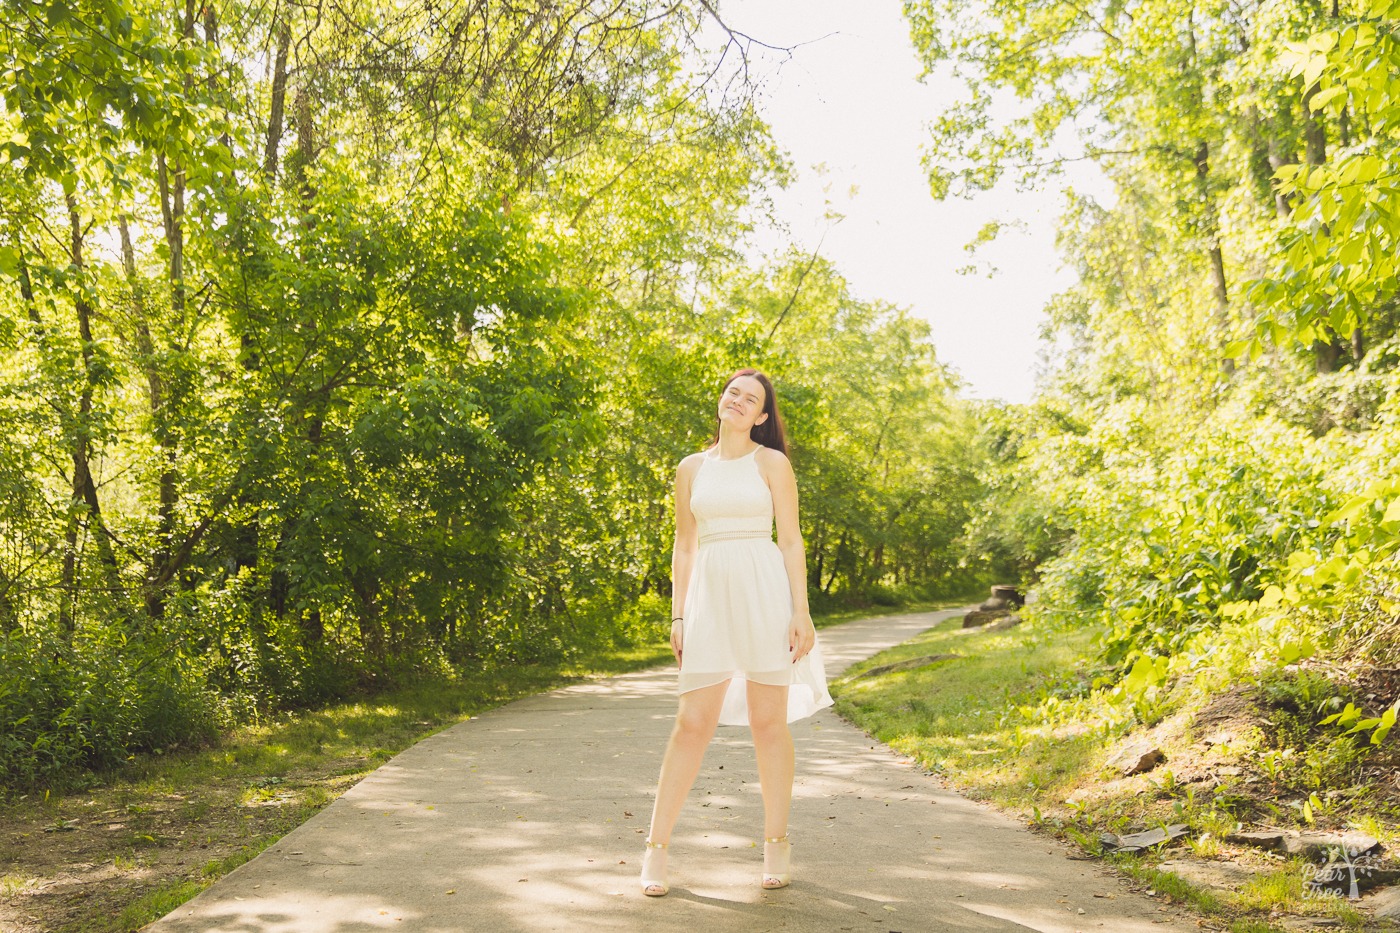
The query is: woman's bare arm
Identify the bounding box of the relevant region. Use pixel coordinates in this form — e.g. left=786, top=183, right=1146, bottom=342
left=670, top=456, right=701, bottom=665
left=764, top=449, right=815, bottom=661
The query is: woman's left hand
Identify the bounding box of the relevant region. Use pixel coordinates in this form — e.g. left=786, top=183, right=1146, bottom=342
left=789, top=611, right=816, bottom=663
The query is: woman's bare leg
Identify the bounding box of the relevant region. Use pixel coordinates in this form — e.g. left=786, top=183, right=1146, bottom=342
left=746, top=681, right=793, bottom=840
left=645, top=679, right=730, bottom=846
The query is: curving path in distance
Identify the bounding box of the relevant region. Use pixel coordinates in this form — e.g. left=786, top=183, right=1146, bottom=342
left=151, top=608, right=1201, bottom=932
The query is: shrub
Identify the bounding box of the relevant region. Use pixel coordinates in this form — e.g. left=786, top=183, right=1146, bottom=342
left=0, top=627, right=221, bottom=790
left=1023, top=406, right=1338, bottom=668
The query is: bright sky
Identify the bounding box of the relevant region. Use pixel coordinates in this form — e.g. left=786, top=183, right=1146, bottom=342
left=718, top=0, right=1105, bottom=405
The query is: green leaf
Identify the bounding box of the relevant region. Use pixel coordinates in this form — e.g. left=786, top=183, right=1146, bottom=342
left=1279, top=637, right=1315, bottom=665
left=1302, top=55, right=1327, bottom=89
left=1346, top=716, right=1381, bottom=735
left=1382, top=498, right=1400, bottom=526
left=1372, top=703, right=1398, bottom=745
left=1306, top=31, right=1338, bottom=54
left=1319, top=195, right=1340, bottom=224
left=1321, top=702, right=1361, bottom=727
left=1337, top=237, right=1365, bottom=268
left=1315, top=554, right=1348, bottom=584
left=1324, top=495, right=1371, bottom=525
left=1119, top=655, right=1168, bottom=698
left=1309, top=86, right=1346, bottom=111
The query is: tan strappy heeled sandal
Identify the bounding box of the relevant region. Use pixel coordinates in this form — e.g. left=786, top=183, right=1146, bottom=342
left=762, top=835, right=790, bottom=889
left=640, top=838, right=669, bottom=896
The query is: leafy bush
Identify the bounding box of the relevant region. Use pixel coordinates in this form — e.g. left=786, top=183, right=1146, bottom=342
left=1024, top=407, right=1335, bottom=667
left=0, top=628, right=221, bottom=789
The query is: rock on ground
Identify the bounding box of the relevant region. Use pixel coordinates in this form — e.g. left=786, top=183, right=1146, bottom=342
left=1107, top=742, right=1165, bottom=776
left=1157, top=859, right=1262, bottom=893
left=961, top=608, right=1010, bottom=628
left=1226, top=830, right=1382, bottom=860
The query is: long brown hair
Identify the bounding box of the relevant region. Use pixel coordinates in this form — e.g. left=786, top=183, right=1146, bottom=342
left=706, top=368, right=789, bottom=457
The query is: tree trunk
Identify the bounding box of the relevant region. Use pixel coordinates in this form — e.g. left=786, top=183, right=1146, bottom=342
left=152, top=150, right=186, bottom=618
left=1206, top=243, right=1229, bottom=322
left=14, top=222, right=55, bottom=635
left=223, top=7, right=281, bottom=580
left=300, top=410, right=326, bottom=645
left=1314, top=333, right=1343, bottom=373
left=1266, top=134, right=1295, bottom=220
left=155, top=156, right=186, bottom=322
left=64, top=196, right=123, bottom=627
left=202, top=0, right=232, bottom=150
left=282, top=100, right=326, bottom=646
left=1194, top=140, right=1235, bottom=374
left=1303, top=86, right=1326, bottom=168
left=119, top=217, right=178, bottom=618
left=14, top=223, right=59, bottom=630
left=13, top=229, right=39, bottom=324
left=263, top=22, right=291, bottom=179
left=1298, top=86, right=1347, bottom=371
left=823, top=532, right=847, bottom=595
left=60, top=518, right=79, bottom=637
left=293, top=84, right=317, bottom=202
left=352, top=570, right=382, bottom=661
left=0, top=571, right=16, bottom=633
left=140, top=0, right=198, bottom=618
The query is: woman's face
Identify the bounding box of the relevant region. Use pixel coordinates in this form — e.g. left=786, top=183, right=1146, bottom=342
left=717, top=375, right=768, bottom=433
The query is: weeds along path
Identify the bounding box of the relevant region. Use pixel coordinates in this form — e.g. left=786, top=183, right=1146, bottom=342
left=149, top=608, right=1201, bottom=932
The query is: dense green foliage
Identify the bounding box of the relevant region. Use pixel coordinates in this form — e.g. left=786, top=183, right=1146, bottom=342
left=910, top=0, right=1400, bottom=772
left=0, top=0, right=985, bottom=788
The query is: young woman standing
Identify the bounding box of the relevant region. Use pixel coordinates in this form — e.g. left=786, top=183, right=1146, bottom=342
left=639, top=368, right=833, bottom=896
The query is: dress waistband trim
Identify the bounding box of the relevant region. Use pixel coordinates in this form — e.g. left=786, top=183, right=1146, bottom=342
left=698, top=530, right=771, bottom=545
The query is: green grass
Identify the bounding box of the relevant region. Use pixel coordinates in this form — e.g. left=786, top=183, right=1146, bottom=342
left=113, top=842, right=274, bottom=933
left=1, top=872, right=33, bottom=897
left=1113, top=859, right=1229, bottom=915
left=833, top=611, right=1104, bottom=808
left=147, top=597, right=974, bottom=795
left=1112, top=858, right=1368, bottom=932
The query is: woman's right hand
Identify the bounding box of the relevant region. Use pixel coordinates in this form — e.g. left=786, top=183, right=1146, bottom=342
left=670, top=619, right=684, bottom=666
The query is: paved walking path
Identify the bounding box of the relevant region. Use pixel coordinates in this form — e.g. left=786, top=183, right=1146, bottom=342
left=152, top=609, right=1200, bottom=932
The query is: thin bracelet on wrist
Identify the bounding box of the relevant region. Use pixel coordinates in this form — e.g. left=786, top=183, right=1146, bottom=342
left=671, top=616, right=684, bottom=623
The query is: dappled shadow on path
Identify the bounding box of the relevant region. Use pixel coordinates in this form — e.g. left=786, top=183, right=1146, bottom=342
left=153, top=610, right=1196, bottom=933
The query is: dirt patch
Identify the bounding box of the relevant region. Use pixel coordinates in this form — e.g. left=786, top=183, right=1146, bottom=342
left=1352, top=667, right=1400, bottom=711
left=1189, top=686, right=1267, bottom=741
left=0, top=764, right=367, bottom=933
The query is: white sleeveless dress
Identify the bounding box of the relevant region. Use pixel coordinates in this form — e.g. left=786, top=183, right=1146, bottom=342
left=679, top=445, right=834, bottom=727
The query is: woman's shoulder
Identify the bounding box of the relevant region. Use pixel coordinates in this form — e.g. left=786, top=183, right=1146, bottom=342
left=754, top=445, right=792, bottom=473
left=676, top=450, right=708, bottom=476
